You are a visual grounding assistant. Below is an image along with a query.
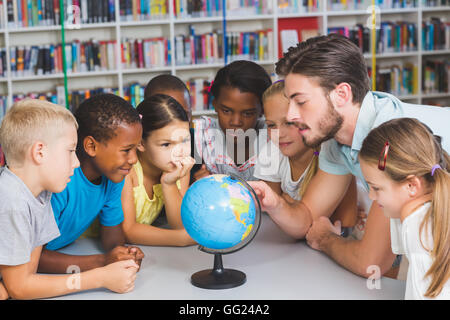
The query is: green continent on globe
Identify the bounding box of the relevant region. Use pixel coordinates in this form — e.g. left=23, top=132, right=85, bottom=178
left=229, top=197, right=250, bottom=225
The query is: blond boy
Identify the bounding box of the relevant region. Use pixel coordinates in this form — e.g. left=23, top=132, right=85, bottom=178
left=0, top=99, right=138, bottom=299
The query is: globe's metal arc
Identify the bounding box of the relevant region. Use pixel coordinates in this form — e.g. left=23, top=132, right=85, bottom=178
left=198, top=173, right=262, bottom=255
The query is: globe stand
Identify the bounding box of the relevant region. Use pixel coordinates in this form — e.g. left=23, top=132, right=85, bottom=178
left=191, top=253, right=246, bottom=290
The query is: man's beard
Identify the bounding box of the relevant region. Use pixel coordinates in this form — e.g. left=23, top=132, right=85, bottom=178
left=302, top=100, right=343, bottom=149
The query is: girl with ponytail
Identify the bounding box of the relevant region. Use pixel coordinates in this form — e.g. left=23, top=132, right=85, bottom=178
left=359, top=117, right=449, bottom=299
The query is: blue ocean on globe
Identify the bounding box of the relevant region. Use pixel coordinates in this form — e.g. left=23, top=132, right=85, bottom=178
left=181, top=174, right=256, bottom=250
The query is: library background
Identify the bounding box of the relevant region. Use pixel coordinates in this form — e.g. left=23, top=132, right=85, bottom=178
left=0, top=0, right=448, bottom=122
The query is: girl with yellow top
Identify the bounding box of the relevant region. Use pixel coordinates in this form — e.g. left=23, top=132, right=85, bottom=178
left=121, top=94, right=196, bottom=246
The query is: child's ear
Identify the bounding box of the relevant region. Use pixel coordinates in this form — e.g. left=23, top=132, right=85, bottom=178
left=30, top=141, right=46, bottom=164
left=405, top=175, right=422, bottom=198
left=83, top=136, right=98, bottom=157
left=137, top=140, right=145, bottom=152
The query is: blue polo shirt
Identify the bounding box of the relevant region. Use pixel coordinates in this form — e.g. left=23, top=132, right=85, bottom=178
left=318, top=91, right=449, bottom=254
left=46, top=167, right=125, bottom=250
left=319, top=91, right=450, bottom=190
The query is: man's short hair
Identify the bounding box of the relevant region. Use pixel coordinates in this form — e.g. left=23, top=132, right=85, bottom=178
left=276, top=33, right=371, bottom=104
left=0, top=99, right=78, bottom=166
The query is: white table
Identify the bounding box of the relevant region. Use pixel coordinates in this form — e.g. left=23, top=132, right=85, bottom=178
left=53, top=214, right=406, bottom=300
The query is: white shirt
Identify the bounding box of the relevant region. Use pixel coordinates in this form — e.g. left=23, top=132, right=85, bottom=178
left=254, top=140, right=312, bottom=201
left=193, top=116, right=266, bottom=181
left=394, top=202, right=450, bottom=300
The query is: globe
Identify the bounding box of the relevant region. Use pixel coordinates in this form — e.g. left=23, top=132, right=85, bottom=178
left=181, top=174, right=261, bottom=289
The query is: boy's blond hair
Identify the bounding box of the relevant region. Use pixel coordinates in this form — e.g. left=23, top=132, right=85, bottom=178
left=0, top=99, right=78, bottom=166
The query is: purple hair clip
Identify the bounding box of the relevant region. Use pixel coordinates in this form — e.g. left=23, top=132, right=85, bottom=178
left=313, top=151, right=320, bottom=156
left=273, top=79, right=285, bottom=84
left=431, top=164, right=441, bottom=176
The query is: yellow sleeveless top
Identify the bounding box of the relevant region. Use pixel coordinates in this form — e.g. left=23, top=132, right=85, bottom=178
left=133, top=160, right=181, bottom=225
left=81, top=160, right=180, bottom=238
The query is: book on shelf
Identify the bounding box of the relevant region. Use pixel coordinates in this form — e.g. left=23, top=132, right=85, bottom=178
left=226, top=29, right=274, bottom=63
left=186, top=77, right=213, bottom=111
left=121, top=37, right=170, bottom=69
left=422, top=59, right=449, bottom=94
left=0, top=48, right=6, bottom=77
left=227, top=0, right=272, bottom=16
left=9, top=40, right=117, bottom=77
left=368, top=63, right=418, bottom=96
left=328, top=24, right=370, bottom=53
left=327, top=0, right=417, bottom=10
left=175, top=26, right=224, bottom=65
left=6, top=0, right=115, bottom=29
left=0, top=96, right=6, bottom=125
left=278, top=0, right=320, bottom=13
left=422, top=0, right=449, bottom=7
left=422, top=17, right=450, bottom=51
left=375, top=21, right=417, bottom=54
left=120, top=0, right=168, bottom=21
left=174, top=0, right=223, bottom=18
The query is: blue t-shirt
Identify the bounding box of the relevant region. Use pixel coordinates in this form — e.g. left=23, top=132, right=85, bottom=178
left=46, top=167, right=125, bottom=250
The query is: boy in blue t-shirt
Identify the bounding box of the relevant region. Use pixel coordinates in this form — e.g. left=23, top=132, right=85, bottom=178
left=38, top=94, right=145, bottom=274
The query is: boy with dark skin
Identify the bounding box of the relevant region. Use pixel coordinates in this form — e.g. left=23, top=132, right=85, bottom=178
left=38, top=94, right=145, bottom=274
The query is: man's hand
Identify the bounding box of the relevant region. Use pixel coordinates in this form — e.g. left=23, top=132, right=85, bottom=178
left=248, top=180, right=283, bottom=214
left=306, top=217, right=341, bottom=251
left=105, top=246, right=145, bottom=271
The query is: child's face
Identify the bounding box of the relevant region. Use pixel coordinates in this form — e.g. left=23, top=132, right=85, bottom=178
left=213, top=86, right=261, bottom=138
left=93, top=122, right=143, bottom=183
left=43, top=122, right=80, bottom=193
left=264, top=93, right=310, bottom=158
left=359, top=159, right=411, bottom=219
left=139, top=120, right=191, bottom=172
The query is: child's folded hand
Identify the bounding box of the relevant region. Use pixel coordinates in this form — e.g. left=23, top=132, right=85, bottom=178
left=104, top=245, right=138, bottom=266
left=101, top=259, right=139, bottom=294
left=127, top=246, right=145, bottom=270
left=161, top=156, right=195, bottom=185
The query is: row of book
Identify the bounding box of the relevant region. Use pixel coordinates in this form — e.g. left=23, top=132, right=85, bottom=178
left=175, top=26, right=224, bottom=65
left=120, top=0, right=169, bottom=21
left=7, top=40, right=117, bottom=77
left=375, top=22, right=418, bottom=53
left=422, top=0, right=449, bottom=6
left=4, top=0, right=116, bottom=29
left=121, top=37, right=171, bottom=70
left=422, top=59, right=449, bottom=94
left=422, top=18, right=450, bottom=51
left=368, top=63, right=418, bottom=96
left=174, top=0, right=223, bottom=18
left=226, top=29, right=274, bottom=63
left=1, top=76, right=216, bottom=115
left=328, top=22, right=417, bottom=54
left=278, top=0, right=320, bottom=13
left=227, top=0, right=273, bottom=15
left=186, top=78, right=214, bottom=111
left=328, top=25, right=370, bottom=53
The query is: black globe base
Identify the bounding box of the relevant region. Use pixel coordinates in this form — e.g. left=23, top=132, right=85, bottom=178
left=191, top=253, right=246, bottom=290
